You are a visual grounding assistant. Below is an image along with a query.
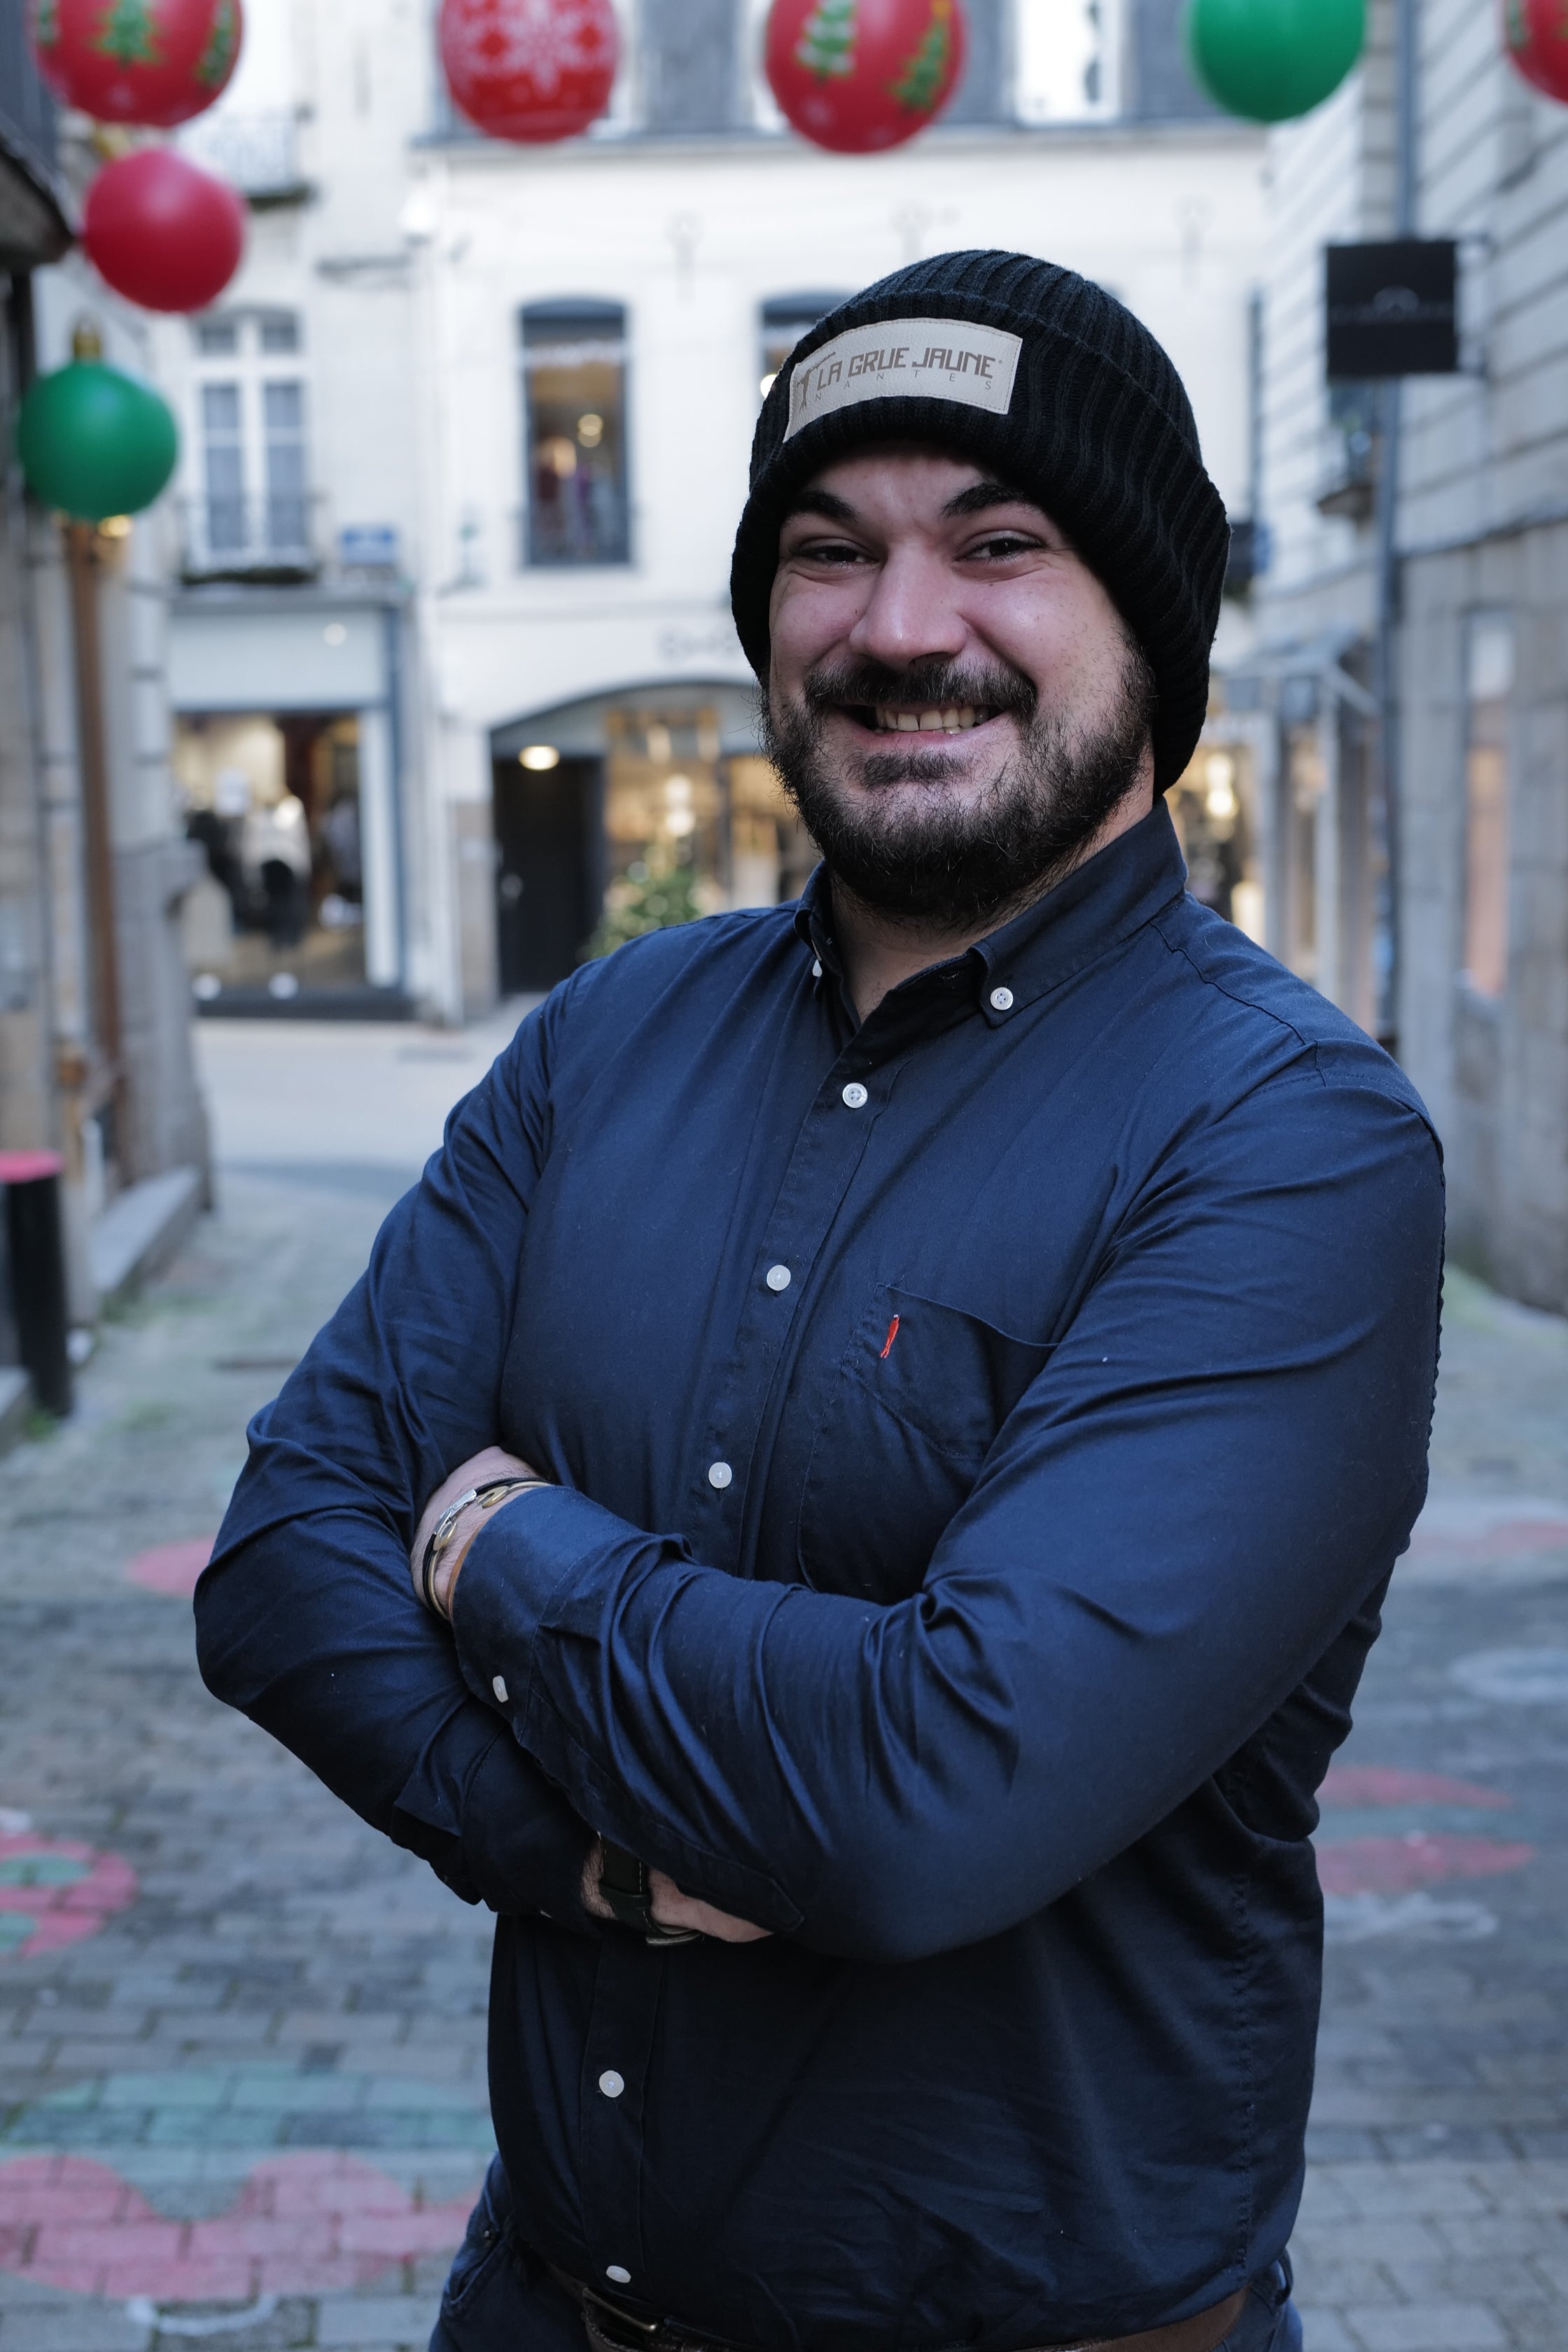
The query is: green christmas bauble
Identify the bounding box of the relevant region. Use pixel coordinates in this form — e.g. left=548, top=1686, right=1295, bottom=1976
left=17, top=358, right=178, bottom=522
left=1183, top=0, right=1364, bottom=123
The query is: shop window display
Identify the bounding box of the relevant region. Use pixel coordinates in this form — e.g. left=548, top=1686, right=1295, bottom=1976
left=1166, top=746, right=1261, bottom=941
left=588, top=707, right=810, bottom=955
left=176, top=712, right=367, bottom=1002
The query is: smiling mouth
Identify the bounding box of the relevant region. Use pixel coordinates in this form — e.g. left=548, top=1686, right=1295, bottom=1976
left=854, top=704, right=997, bottom=735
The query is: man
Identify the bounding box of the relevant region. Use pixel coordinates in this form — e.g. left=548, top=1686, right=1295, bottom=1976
left=197, top=253, right=1444, bottom=2352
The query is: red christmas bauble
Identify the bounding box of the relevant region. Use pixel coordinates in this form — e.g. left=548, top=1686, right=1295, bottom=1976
left=766, top=0, right=967, bottom=155
left=1502, top=0, right=1568, bottom=102
left=439, top=0, right=620, bottom=142
left=83, top=149, right=245, bottom=312
left=29, top=0, right=242, bottom=127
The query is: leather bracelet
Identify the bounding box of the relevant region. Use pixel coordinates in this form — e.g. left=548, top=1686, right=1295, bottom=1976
left=420, top=1476, right=546, bottom=1616
left=598, top=1842, right=701, bottom=1947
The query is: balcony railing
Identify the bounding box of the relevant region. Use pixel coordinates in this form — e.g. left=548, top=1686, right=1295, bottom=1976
left=179, top=109, right=305, bottom=202
left=181, top=491, right=323, bottom=581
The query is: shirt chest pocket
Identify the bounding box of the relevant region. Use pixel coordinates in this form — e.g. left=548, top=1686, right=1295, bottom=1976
left=795, top=1284, right=1054, bottom=1604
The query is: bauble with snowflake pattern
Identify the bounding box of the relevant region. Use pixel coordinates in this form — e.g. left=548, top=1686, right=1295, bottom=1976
left=1501, top=0, right=1568, bottom=102
left=439, top=0, right=620, bottom=142
left=29, top=0, right=241, bottom=128
left=765, top=0, right=967, bottom=155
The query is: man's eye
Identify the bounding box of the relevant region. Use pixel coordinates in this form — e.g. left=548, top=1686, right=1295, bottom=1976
left=793, top=540, right=864, bottom=566
left=969, top=533, right=1039, bottom=561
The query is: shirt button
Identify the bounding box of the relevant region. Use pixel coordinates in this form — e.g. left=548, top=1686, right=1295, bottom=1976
left=708, top=1461, right=733, bottom=1490
left=606, top=2264, right=633, bottom=2286
left=765, top=1264, right=791, bottom=1292
left=841, top=1082, right=868, bottom=1109
left=598, top=2069, right=625, bottom=2099
left=491, top=1674, right=508, bottom=1704
left=990, top=986, right=1014, bottom=1012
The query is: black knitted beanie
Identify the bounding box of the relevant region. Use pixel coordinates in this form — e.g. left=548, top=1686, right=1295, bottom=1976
left=729, top=249, right=1231, bottom=793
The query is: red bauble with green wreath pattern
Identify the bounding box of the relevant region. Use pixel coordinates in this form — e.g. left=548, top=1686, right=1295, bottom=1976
left=29, top=0, right=242, bottom=128
left=765, top=0, right=967, bottom=154
left=1502, top=0, right=1568, bottom=101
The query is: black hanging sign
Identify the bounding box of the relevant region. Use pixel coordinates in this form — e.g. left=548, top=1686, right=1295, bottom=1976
left=1325, top=240, right=1460, bottom=379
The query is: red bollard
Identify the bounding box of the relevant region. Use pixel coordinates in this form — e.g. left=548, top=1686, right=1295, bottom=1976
left=0, top=1149, right=72, bottom=1419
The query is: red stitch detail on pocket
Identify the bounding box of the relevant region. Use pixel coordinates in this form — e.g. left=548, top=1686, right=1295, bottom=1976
left=879, top=1315, right=900, bottom=1359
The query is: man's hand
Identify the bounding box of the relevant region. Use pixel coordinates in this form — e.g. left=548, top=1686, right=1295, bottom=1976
left=582, top=1837, right=772, bottom=1945
left=417, top=1458, right=772, bottom=1947
left=411, top=1445, right=545, bottom=1616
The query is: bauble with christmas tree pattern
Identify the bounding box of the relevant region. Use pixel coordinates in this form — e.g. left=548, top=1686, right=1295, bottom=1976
left=29, top=0, right=241, bottom=128
left=1502, top=0, right=1568, bottom=103
left=765, top=0, right=967, bottom=154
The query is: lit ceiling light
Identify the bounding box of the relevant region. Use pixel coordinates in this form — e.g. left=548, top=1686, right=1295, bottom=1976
left=98, top=514, right=132, bottom=539
left=577, top=412, right=603, bottom=447
left=519, top=745, right=560, bottom=771
left=760, top=372, right=778, bottom=397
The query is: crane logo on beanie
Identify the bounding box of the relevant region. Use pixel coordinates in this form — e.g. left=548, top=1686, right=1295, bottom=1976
left=784, top=316, right=1023, bottom=440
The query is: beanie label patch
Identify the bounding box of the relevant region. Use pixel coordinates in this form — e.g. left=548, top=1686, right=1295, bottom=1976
left=783, top=316, right=1022, bottom=442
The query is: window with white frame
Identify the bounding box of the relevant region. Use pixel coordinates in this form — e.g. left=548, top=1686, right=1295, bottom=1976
left=1014, top=0, right=1123, bottom=123
left=188, top=311, right=312, bottom=570
left=520, top=300, right=631, bottom=568
left=743, top=0, right=785, bottom=130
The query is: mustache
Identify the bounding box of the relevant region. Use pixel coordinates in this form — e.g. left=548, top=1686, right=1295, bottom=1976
left=801, top=656, right=1038, bottom=724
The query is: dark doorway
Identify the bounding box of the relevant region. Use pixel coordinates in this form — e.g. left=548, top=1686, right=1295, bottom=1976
left=492, top=754, right=601, bottom=993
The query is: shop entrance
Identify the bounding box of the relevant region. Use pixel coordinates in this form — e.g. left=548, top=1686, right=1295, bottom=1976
left=489, top=684, right=813, bottom=996
left=491, top=752, right=602, bottom=992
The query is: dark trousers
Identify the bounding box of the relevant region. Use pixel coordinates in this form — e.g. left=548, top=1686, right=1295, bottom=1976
left=429, top=2157, right=1303, bottom=2352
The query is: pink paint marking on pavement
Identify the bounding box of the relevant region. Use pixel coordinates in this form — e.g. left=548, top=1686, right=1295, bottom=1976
left=1317, top=1833, right=1536, bottom=1898
left=1321, top=1765, right=1513, bottom=1809
left=0, top=2152, right=479, bottom=2302
left=0, top=1837, right=138, bottom=1960
left=1409, top=1514, right=1568, bottom=1560
left=125, top=1539, right=216, bottom=1597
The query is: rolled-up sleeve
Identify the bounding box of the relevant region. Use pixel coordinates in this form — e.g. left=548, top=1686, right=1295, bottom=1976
left=193, top=1000, right=601, bottom=1934
left=449, top=1068, right=1444, bottom=1962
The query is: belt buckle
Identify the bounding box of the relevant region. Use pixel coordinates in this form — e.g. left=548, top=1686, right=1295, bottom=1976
left=579, top=2279, right=666, bottom=2345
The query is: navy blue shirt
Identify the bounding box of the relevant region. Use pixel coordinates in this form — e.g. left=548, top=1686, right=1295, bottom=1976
left=197, top=806, right=1443, bottom=2351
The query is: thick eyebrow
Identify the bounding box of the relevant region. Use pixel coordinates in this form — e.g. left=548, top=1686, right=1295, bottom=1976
left=781, top=479, right=1054, bottom=528
left=783, top=487, right=859, bottom=524
left=940, top=478, right=1047, bottom=522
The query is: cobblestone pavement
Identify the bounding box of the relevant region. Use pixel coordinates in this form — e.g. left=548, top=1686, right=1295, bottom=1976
left=2, top=1018, right=1567, bottom=2352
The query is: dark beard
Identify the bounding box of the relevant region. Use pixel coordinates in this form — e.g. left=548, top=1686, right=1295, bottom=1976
left=760, top=643, right=1156, bottom=931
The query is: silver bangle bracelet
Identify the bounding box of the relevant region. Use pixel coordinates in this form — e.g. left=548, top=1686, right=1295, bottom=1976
left=420, top=1476, right=547, bottom=1615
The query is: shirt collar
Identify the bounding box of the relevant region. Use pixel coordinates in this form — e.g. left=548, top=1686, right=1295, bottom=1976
left=792, top=802, right=1188, bottom=1023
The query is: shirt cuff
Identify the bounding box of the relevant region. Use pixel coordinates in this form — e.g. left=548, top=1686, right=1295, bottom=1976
left=450, top=1481, right=682, bottom=1706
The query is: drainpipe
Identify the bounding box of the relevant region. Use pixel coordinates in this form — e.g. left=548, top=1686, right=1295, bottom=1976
left=64, top=508, right=127, bottom=1170
left=1373, top=0, right=1418, bottom=1051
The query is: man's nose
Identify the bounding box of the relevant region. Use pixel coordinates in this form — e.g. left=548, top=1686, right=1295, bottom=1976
left=846, top=545, right=968, bottom=670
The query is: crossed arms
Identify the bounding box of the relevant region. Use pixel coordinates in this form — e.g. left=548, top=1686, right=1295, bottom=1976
left=197, top=1015, right=1443, bottom=1963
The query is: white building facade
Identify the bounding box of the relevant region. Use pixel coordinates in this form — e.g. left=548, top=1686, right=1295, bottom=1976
left=1247, top=0, right=1568, bottom=1309
left=150, top=0, right=1269, bottom=1022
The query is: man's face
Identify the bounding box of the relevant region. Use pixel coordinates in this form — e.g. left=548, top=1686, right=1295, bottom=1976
left=764, top=447, right=1155, bottom=930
